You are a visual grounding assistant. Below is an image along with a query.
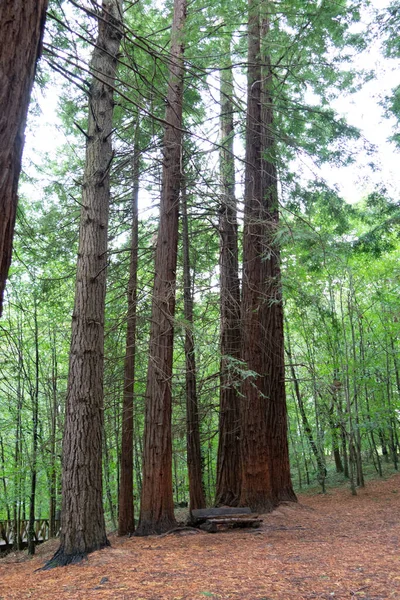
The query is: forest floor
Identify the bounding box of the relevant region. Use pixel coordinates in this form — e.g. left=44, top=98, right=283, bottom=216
left=0, top=473, right=399, bottom=600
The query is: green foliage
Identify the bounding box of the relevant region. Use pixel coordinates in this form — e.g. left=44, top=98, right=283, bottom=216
left=1, top=0, right=399, bottom=527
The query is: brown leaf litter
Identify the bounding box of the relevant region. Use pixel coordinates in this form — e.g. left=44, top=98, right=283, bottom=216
left=1, top=473, right=399, bottom=599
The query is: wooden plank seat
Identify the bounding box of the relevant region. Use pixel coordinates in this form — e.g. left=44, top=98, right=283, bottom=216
left=189, top=507, right=263, bottom=533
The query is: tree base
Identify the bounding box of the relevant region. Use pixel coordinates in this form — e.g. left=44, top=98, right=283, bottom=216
left=40, top=540, right=110, bottom=571
left=134, top=517, right=177, bottom=537
left=277, top=487, right=298, bottom=504
left=214, top=491, right=240, bottom=508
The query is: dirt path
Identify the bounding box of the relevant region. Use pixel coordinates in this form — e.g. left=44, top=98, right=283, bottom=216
left=1, top=473, right=399, bottom=599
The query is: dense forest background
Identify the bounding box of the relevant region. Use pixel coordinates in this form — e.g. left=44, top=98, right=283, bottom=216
left=1, top=0, right=400, bottom=551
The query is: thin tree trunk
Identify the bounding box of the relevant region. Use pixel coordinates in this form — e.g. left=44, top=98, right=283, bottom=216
left=0, top=0, right=48, bottom=314
left=341, top=420, right=350, bottom=478
left=327, top=403, right=344, bottom=474
left=103, top=432, right=117, bottom=530
left=294, top=399, right=311, bottom=487
left=28, top=296, right=40, bottom=555
left=326, top=284, right=345, bottom=474
left=240, top=1, right=296, bottom=511
left=379, top=428, right=389, bottom=463
left=45, top=0, right=123, bottom=568
left=286, top=331, right=326, bottom=492
left=118, top=122, right=140, bottom=536
left=358, top=313, right=382, bottom=476
left=181, top=181, right=206, bottom=511
left=0, top=436, right=10, bottom=521
left=348, top=282, right=364, bottom=487
left=49, top=330, right=58, bottom=538
left=289, top=421, right=302, bottom=490
left=134, top=429, right=142, bottom=498
left=215, top=35, right=242, bottom=507
left=391, top=336, right=400, bottom=399
left=390, top=337, right=400, bottom=457
left=385, top=344, right=398, bottom=470
left=13, top=333, right=23, bottom=550
left=303, top=327, right=326, bottom=482
left=339, top=286, right=356, bottom=495
left=136, top=0, right=187, bottom=536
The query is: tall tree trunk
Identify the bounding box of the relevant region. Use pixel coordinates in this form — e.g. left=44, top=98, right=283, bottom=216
left=45, top=0, right=123, bottom=568
left=49, top=332, right=58, bottom=539
left=240, top=0, right=272, bottom=512
left=239, top=1, right=296, bottom=512
left=0, top=0, right=48, bottom=315
left=385, top=343, right=398, bottom=470
left=348, top=283, right=364, bottom=487
left=286, top=330, right=326, bottom=492
left=118, top=122, right=140, bottom=536
left=326, top=402, right=344, bottom=474
left=391, top=336, right=400, bottom=400
left=13, top=328, right=24, bottom=550
left=0, top=436, right=11, bottom=521
left=339, top=286, right=356, bottom=495
left=260, top=13, right=295, bottom=505
left=215, top=36, right=242, bottom=507
left=181, top=181, right=206, bottom=511
left=390, top=336, right=400, bottom=458
left=379, top=428, right=389, bottom=463
left=27, top=296, right=40, bottom=555
left=302, top=327, right=326, bottom=482
left=103, top=431, right=117, bottom=530
left=135, top=0, right=187, bottom=536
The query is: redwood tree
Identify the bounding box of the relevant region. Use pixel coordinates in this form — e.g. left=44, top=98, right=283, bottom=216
left=135, top=0, right=187, bottom=536
left=239, top=0, right=296, bottom=512
left=182, top=181, right=206, bottom=511
left=118, top=123, right=140, bottom=537
left=215, top=36, right=242, bottom=507
left=0, top=0, right=48, bottom=315
left=45, top=0, right=123, bottom=567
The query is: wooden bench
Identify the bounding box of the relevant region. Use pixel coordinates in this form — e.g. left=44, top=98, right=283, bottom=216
left=189, top=507, right=263, bottom=533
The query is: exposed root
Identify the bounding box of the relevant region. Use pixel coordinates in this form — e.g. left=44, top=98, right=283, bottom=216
left=134, top=519, right=177, bottom=537
left=39, top=540, right=110, bottom=571
left=39, top=548, right=88, bottom=571
left=160, top=526, right=204, bottom=537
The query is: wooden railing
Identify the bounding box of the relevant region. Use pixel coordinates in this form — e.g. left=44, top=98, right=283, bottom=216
left=0, top=519, right=60, bottom=548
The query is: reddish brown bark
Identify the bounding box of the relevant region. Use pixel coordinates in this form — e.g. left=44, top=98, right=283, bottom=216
left=135, top=0, right=187, bottom=536
left=45, top=0, right=123, bottom=568
left=260, top=16, right=296, bottom=504
left=215, top=40, right=242, bottom=507
left=182, top=183, right=206, bottom=511
left=0, top=0, right=48, bottom=316
left=118, top=125, right=140, bottom=537
left=239, top=2, right=296, bottom=512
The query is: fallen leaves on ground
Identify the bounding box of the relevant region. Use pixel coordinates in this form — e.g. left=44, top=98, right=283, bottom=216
left=1, top=473, right=399, bottom=599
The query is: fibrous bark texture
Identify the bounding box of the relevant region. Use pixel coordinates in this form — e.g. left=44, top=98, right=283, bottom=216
left=0, top=0, right=48, bottom=316
left=44, top=0, right=123, bottom=568
left=135, top=0, right=187, bottom=536
left=182, top=183, right=206, bottom=511
left=239, top=2, right=296, bottom=512
left=215, top=40, right=242, bottom=507
left=118, top=127, right=140, bottom=537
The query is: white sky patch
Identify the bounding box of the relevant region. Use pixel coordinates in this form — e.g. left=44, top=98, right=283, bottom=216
left=318, top=0, right=400, bottom=202
left=21, top=0, right=400, bottom=212
left=21, top=81, right=67, bottom=202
